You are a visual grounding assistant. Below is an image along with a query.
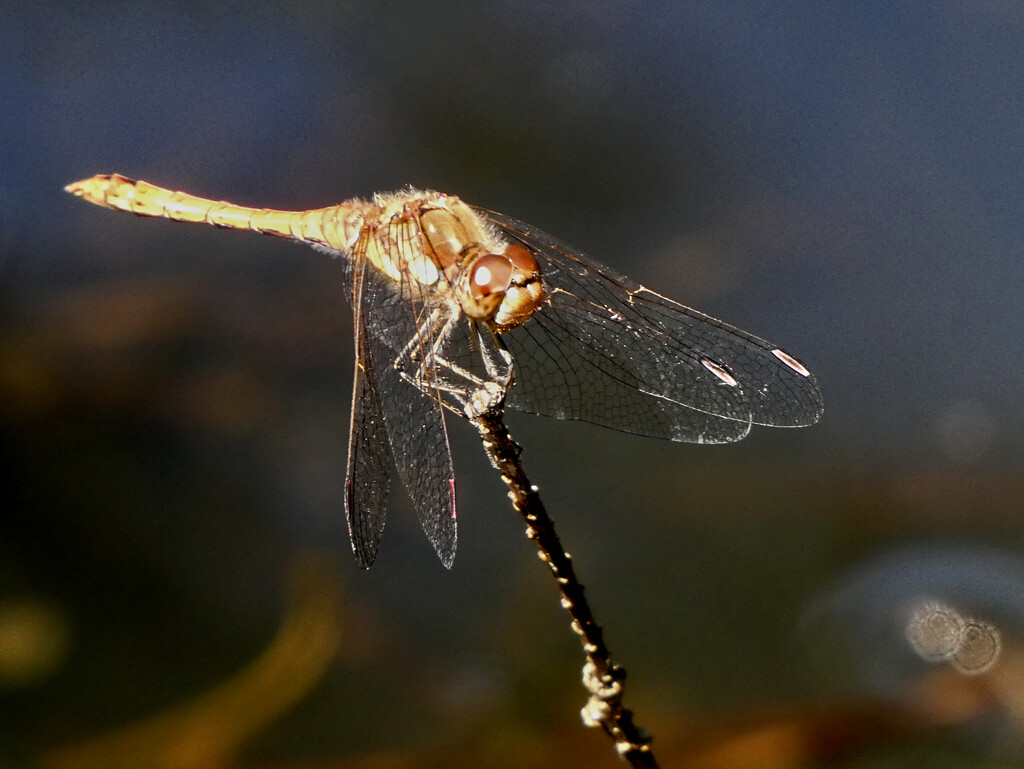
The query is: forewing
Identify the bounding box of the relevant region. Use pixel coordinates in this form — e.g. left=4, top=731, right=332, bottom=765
left=475, top=209, right=823, bottom=442
left=345, top=259, right=391, bottom=567
left=358, top=262, right=458, bottom=567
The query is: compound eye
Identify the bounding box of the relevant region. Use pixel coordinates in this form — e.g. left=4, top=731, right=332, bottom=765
left=468, top=253, right=513, bottom=302
left=504, top=243, right=540, bottom=275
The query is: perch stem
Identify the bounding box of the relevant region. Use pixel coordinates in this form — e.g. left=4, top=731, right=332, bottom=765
left=466, top=384, right=658, bottom=768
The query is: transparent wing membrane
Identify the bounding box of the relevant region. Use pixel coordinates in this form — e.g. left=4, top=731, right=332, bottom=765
left=476, top=208, right=823, bottom=442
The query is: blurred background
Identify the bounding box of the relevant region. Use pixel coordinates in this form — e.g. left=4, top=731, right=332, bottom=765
left=5, top=1, right=1024, bottom=767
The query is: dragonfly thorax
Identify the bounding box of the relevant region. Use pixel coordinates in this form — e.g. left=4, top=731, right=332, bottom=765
left=365, top=192, right=546, bottom=331
left=420, top=206, right=469, bottom=271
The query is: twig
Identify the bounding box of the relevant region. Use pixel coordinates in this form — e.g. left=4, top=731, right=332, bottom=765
left=465, top=383, right=658, bottom=768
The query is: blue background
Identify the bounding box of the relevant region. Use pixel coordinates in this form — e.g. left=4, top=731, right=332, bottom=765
left=4, top=2, right=1024, bottom=766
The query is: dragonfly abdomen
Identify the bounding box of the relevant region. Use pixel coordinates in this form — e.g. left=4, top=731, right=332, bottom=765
left=65, top=173, right=364, bottom=252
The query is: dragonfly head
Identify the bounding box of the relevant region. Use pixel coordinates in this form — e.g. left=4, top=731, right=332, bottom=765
left=459, top=243, right=544, bottom=331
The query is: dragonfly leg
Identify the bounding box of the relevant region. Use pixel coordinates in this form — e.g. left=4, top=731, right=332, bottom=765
left=391, top=309, right=477, bottom=409
left=427, top=323, right=514, bottom=400
left=477, top=324, right=514, bottom=389
left=391, top=308, right=516, bottom=416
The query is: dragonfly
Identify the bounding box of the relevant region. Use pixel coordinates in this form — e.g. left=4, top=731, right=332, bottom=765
left=66, top=174, right=823, bottom=568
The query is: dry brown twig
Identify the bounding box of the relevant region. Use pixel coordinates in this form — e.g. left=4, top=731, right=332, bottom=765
left=466, top=381, right=658, bottom=768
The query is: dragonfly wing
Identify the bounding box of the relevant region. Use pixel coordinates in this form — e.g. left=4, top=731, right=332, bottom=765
left=345, top=260, right=391, bottom=568
left=476, top=209, right=823, bottom=442
left=360, top=264, right=458, bottom=568
left=500, top=293, right=753, bottom=443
